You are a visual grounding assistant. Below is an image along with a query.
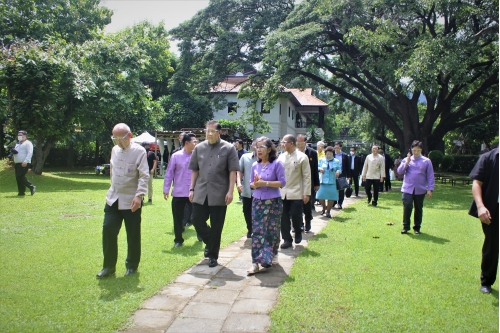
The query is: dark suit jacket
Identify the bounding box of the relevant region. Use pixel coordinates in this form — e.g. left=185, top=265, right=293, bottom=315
left=347, top=154, right=362, bottom=178
left=335, top=151, right=350, bottom=178
left=304, top=147, right=320, bottom=190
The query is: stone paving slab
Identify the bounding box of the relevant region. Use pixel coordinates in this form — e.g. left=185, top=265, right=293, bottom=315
left=122, top=194, right=364, bottom=332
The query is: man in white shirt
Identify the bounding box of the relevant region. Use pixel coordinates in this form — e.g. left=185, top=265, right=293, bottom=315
left=96, top=123, right=149, bottom=278
left=278, top=134, right=311, bottom=248
left=361, top=144, right=385, bottom=207
left=12, top=130, right=35, bottom=196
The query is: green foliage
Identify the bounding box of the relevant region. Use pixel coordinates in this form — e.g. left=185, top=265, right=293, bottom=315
left=428, top=150, right=444, bottom=170
left=159, top=93, right=212, bottom=130
left=441, top=154, right=455, bottom=172
left=449, top=155, right=479, bottom=174
left=0, top=0, right=112, bottom=45
left=217, top=119, right=249, bottom=139
left=261, top=0, right=499, bottom=152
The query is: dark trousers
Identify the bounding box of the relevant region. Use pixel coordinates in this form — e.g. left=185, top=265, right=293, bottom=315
left=281, top=199, right=303, bottom=242
left=15, top=163, right=34, bottom=195
left=242, top=196, right=252, bottom=234
left=172, top=197, right=192, bottom=244
left=191, top=197, right=227, bottom=259
left=379, top=170, right=391, bottom=191
left=365, top=179, right=380, bottom=203
left=481, top=204, right=499, bottom=286
left=102, top=200, right=141, bottom=270
left=303, top=190, right=316, bottom=227
left=350, top=173, right=360, bottom=196
left=402, top=192, right=426, bottom=231
left=182, top=203, right=192, bottom=225
left=334, top=173, right=346, bottom=206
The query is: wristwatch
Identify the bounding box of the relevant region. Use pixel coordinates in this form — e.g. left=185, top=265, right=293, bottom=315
left=189, top=188, right=194, bottom=192
left=266, top=181, right=269, bottom=187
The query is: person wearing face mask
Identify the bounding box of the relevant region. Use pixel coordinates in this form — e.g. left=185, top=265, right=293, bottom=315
left=12, top=130, right=36, bottom=196
left=317, top=146, right=341, bottom=218
left=347, top=146, right=362, bottom=197
left=97, top=123, right=149, bottom=278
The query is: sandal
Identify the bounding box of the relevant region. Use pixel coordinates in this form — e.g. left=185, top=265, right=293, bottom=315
left=247, top=263, right=260, bottom=275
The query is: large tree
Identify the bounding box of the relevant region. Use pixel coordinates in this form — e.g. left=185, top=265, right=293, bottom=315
left=261, top=0, right=498, bottom=152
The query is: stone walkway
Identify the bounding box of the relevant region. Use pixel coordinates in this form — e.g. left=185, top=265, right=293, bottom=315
left=122, top=195, right=363, bottom=333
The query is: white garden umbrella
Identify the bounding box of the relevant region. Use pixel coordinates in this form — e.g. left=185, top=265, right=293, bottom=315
left=132, top=131, right=156, bottom=144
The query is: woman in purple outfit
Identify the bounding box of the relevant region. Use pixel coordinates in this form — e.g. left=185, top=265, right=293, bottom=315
left=247, top=136, right=286, bottom=275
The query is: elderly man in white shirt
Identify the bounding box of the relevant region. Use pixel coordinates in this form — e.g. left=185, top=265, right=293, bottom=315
left=362, top=144, right=385, bottom=207
left=12, top=130, right=36, bottom=196
left=96, top=123, right=149, bottom=279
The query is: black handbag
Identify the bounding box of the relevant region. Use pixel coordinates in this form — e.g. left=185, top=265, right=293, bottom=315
left=345, top=185, right=353, bottom=197
left=336, top=177, right=349, bottom=190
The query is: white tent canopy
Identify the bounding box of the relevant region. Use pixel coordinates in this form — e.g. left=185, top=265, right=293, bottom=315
left=132, top=131, right=156, bottom=144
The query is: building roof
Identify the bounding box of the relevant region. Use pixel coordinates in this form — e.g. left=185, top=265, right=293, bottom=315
left=284, top=88, right=328, bottom=107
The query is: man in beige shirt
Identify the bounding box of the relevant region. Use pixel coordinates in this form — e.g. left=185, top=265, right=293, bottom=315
left=189, top=121, right=240, bottom=267
left=361, top=144, right=385, bottom=207
left=96, top=123, right=149, bottom=279
left=278, top=134, right=311, bottom=248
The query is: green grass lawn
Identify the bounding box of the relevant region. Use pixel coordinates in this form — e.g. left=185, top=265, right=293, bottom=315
left=0, top=160, right=246, bottom=332
left=270, top=181, right=499, bottom=332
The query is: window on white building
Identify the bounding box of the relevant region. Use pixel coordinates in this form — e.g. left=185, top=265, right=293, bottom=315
left=228, top=102, right=237, bottom=114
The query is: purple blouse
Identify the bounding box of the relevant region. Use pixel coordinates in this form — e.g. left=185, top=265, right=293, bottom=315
left=250, top=160, right=286, bottom=200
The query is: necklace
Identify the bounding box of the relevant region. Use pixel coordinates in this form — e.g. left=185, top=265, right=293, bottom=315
left=261, top=161, right=269, bottom=171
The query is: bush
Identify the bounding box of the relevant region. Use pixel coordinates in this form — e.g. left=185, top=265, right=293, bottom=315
left=428, top=150, right=444, bottom=170
left=449, top=155, right=479, bottom=174
left=441, top=155, right=455, bottom=172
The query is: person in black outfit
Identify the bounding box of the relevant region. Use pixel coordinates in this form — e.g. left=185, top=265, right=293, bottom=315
left=170, top=132, right=186, bottom=156
left=470, top=147, right=499, bottom=294
left=142, top=143, right=157, bottom=203
left=378, top=148, right=394, bottom=192
left=296, top=134, right=320, bottom=232
left=333, top=141, right=349, bottom=209
left=347, top=146, right=362, bottom=197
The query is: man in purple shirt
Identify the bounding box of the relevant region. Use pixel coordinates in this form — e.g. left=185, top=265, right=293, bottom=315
left=397, top=140, right=435, bottom=234
left=163, top=133, right=198, bottom=247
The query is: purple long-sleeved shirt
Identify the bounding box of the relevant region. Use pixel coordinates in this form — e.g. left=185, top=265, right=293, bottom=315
left=397, top=155, right=435, bottom=195
left=250, top=160, right=286, bottom=200
left=164, top=149, right=192, bottom=197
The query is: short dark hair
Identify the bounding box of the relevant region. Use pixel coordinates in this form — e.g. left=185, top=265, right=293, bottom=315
left=325, top=146, right=335, bottom=153
left=256, top=136, right=278, bottom=163
left=18, top=130, right=27, bottom=135
left=372, top=144, right=380, bottom=149
left=350, top=146, right=357, bottom=151
left=236, top=139, right=243, bottom=145
left=297, top=134, right=307, bottom=141
left=284, top=134, right=296, bottom=145
left=182, top=133, right=196, bottom=145
left=334, top=141, right=343, bottom=147
left=411, top=140, right=423, bottom=149
left=206, top=120, right=222, bottom=130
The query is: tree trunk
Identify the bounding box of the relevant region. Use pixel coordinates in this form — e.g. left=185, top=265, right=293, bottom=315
left=32, top=137, right=54, bottom=175
left=67, top=142, right=74, bottom=168
left=94, top=139, right=100, bottom=166
left=0, top=117, right=6, bottom=158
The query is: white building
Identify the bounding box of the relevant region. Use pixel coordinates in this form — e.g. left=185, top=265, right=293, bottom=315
left=211, top=72, right=329, bottom=141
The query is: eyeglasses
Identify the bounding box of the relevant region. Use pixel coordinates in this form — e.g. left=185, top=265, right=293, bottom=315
left=191, top=140, right=199, bottom=144
left=256, top=145, right=268, bottom=149
left=204, top=129, right=219, bottom=134
left=280, top=141, right=290, bottom=144
left=111, top=132, right=130, bottom=144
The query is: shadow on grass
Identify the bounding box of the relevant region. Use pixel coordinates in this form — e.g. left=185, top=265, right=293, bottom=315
left=98, top=273, right=144, bottom=301
left=301, top=248, right=321, bottom=257
left=407, top=233, right=450, bottom=244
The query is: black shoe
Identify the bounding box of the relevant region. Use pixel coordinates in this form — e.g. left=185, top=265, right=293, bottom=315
left=300, top=224, right=304, bottom=231
left=204, top=247, right=209, bottom=258
left=367, top=198, right=372, bottom=204
left=208, top=258, right=218, bottom=267
left=372, top=201, right=377, bottom=207
left=197, top=234, right=203, bottom=242
left=125, top=268, right=137, bottom=276
left=30, top=186, right=36, bottom=196
left=183, top=222, right=191, bottom=227
left=280, top=240, right=292, bottom=249
left=148, top=198, right=152, bottom=203
left=174, top=242, right=183, bottom=248
left=295, top=233, right=302, bottom=244
left=246, top=232, right=252, bottom=238
left=326, top=213, right=332, bottom=218
left=261, top=263, right=271, bottom=268
left=96, top=267, right=115, bottom=279
left=414, top=230, right=421, bottom=235
left=401, top=229, right=408, bottom=234
left=480, top=285, right=492, bottom=294
left=18, top=193, right=25, bottom=196
left=305, top=224, right=311, bottom=233
left=320, top=210, right=325, bottom=215
left=338, top=205, right=343, bottom=209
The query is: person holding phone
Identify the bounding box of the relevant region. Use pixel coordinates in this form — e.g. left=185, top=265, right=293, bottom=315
left=397, top=140, right=434, bottom=235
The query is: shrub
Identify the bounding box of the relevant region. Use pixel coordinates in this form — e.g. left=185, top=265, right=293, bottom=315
left=449, top=155, right=479, bottom=174
left=428, top=150, right=444, bottom=170
left=441, top=155, right=455, bottom=172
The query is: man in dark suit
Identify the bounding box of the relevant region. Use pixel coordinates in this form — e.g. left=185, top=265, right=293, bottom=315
left=296, top=134, right=320, bottom=232
left=378, top=148, right=394, bottom=191
left=347, top=146, right=362, bottom=197
left=333, top=141, right=350, bottom=209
